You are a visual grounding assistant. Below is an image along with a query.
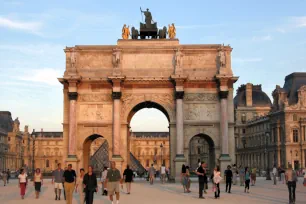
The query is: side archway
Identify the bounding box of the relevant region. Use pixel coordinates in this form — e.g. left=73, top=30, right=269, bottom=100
left=83, top=134, right=109, bottom=173
left=189, top=134, right=215, bottom=174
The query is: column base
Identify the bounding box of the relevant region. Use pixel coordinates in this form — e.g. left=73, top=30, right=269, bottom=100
left=112, top=155, right=124, bottom=173
left=174, top=154, right=186, bottom=181
left=66, top=156, right=79, bottom=171
left=219, top=154, right=231, bottom=177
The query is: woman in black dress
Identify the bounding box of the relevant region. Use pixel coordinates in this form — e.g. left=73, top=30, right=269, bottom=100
left=123, top=165, right=134, bottom=194
left=83, top=166, right=98, bottom=204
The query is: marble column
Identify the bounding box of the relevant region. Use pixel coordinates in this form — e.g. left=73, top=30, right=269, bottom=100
left=219, top=91, right=229, bottom=156
left=112, top=91, right=122, bottom=157
left=68, top=92, right=78, bottom=158
left=175, top=91, right=185, bottom=157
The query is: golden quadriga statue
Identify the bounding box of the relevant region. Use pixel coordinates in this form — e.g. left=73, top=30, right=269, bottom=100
left=122, top=24, right=130, bottom=39
left=168, top=23, right=176, bottom=39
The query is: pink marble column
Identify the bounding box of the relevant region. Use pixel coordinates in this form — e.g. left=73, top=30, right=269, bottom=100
left=175, top=91, right=185, bottom=157
left=68, top=92, right=78, bottom=157
left=219, top=91, right=229, bottom=156
left=112, top=92, right=122, bottom=156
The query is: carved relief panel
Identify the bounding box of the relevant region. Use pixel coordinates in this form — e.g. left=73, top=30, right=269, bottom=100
left=79, top=104, right=112, bottom=121
left=184, top=104, right=218, bottom=121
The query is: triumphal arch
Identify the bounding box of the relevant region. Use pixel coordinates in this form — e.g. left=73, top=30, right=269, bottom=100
left=58, top=16, right=238, bottom=178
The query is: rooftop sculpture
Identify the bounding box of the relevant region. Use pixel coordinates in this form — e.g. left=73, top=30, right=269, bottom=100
left=122, top=7, right=175, bottom=40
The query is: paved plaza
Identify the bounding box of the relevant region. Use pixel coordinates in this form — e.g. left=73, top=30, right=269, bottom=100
left=0, top=177, right=305, bottom=204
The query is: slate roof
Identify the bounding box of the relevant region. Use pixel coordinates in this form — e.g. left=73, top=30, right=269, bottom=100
left=234, top=84, right=272, bottom=108
left=0, top=111, right=13, bottom=133
left=283, top=72, right=306, bottom=105
left=131, top=132, right=169, bottom=138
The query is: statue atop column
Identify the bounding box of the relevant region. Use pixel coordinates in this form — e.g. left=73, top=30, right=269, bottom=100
left=70, top=48, right=76, bottom=69
left=218, top=44, right=226, bottom=68
left=112, top=48, right=120, bottom=68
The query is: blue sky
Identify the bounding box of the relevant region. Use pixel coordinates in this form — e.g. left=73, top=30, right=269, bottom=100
left=0, top=0, right=305, bottom=131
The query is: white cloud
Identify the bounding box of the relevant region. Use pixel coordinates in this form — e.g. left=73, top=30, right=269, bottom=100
left=252, top=35, right=272, bottom=42
left=233, top=58, right=263, bottom=63
left=292, top=16, right=306, bottom=27
left=17, top=68, right=62, bottom=86
left=0, top=16, right=42, bottom=33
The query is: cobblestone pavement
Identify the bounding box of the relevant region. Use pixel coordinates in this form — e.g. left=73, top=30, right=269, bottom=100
left=0, top=177, right=305, bottom=204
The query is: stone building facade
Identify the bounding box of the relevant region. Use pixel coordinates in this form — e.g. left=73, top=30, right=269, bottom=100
left=58, top=39, right=238, bottom=179
left=236, top=73, right=306, bottom=171
left=129, top=132, right=170, bottom=170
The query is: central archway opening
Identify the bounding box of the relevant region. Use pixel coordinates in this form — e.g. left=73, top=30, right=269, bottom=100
left=83, top=134, right=109, bottom=175
left=128, top=101, right=170, bottom=177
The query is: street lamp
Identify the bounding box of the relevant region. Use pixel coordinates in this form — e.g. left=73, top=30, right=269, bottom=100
left=160, top=143, right=164, bottom=166
left=265, top=131, right=271, bottom=180
left=31, top=129, right=36, bottom=179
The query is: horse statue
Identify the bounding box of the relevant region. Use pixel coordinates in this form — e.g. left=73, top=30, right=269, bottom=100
left=158, top=26, right=167, bottom=39
left=131, top=27, right=139, bottom=39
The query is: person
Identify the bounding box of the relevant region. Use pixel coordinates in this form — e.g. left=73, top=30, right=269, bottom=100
left=285, top=164, right=297, bottom=204
left=196, top=162, right=206, bottom=199
left=251, top=166, right=257, bottom=186
left=63, top=167, right=67, bottom=200
left=2, top=171, right=7, bottom=186
left=7, top=169, right=10, bottom=184
left=213, top=166, right=222, bottom=199
left=160, top=163, right=166, bottom=184
left=185, top=166, right=191, bottom=193
left=63, top=164, right=76, bottom=204
left=101, top=167, right=108, bottom=196
left=18, top=168, right=28, bottom=199
left=280, top=166, right=286, bottom=184
left=75, top=168, right=85, bottom=204
left=239, top=165, right=245, bottom=186
left=181, top=164, right=187, bottom=193
left=232, top=164, right=238, bottom=185
left=52, top=163, right=64, bottom=200
left=148, top=164, right=155, bottom=185
left=123, top=165, right=133, bottom=194
left=225, top=165, right=233, bottom=193
left=83, top=165, right=98, bottom=204
left=244, top=167, right=250, bottom=193
left=33, top=168, right=43, bottom=199
left=203, top=163, right=208, bottom=194
left=303, top=169, right=306, bottom=187
left=106, top=161, right=123, bottom=204
left=272, top=165, right=277, bottom=185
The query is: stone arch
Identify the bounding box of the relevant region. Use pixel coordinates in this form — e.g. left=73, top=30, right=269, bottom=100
left=82, top=134, right=109, bottom=171
left=188, top=134, right=216, bottom=174
left=121, top=93, right=175, bottom=123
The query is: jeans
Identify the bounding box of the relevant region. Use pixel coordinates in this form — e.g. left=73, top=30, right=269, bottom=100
left=226, top=179, right=232, bottom=192
left=214, top=183, right=220, bottom=198
left=240, top=174, right=245, bottom=186
left=287, top=181, right=296, bottom=203
left=85, top=190, right=95, bottom=204
left=273, top=173, right=277, bottom=185
left=199, top=182, right=204, bottom=197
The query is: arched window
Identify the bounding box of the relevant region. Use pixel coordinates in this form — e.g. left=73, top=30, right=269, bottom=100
left=293, top=129, right=299, bottom=143
left=293, top=114, right=298, bottom=121
left=241, top=113, right=246, bottom=124
left=197, top=147, right=201, bottom=154
left=46, top=160, right=50, bottom=168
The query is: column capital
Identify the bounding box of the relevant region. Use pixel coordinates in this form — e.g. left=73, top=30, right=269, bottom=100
left=219, top=91, right=229, bottom=99
left=175, top=91, right=184, bottom=99
left=68, top=92, right=78, bottom=100
left=112, top=91, right=122, bottom=100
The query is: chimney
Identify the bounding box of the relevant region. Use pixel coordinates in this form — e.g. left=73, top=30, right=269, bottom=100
left=246, top=83, right=253, bottom=107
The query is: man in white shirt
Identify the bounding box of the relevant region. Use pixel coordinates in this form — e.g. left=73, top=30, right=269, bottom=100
left=160, top=164, right=166, bottom=184
left=101, top=167, right=108, bottom=196
left=272, top=165, right=277, bottom=185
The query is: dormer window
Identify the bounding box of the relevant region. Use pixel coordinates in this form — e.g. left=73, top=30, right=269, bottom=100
left=241, top=113, right=246, bottom=124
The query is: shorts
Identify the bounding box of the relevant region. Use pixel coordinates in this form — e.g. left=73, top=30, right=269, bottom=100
left=108, top=182, right=120, bottom=195
left=54, top=182, right=63, bottom=189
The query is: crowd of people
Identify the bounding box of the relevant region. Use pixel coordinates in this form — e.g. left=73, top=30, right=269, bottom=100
left=0, top=162, right=305, bottom=204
